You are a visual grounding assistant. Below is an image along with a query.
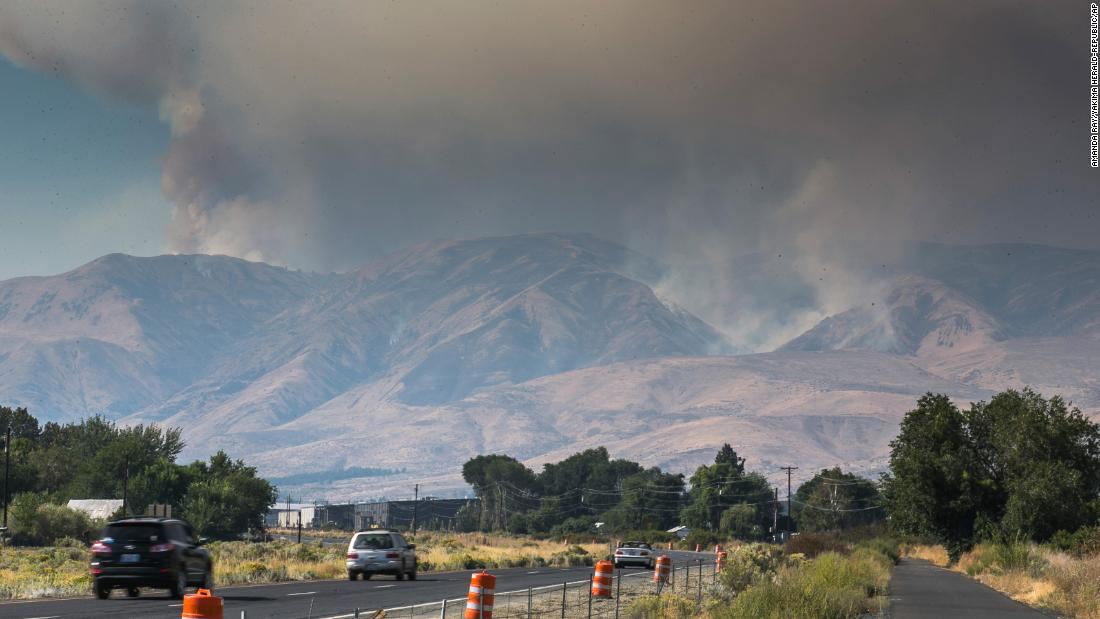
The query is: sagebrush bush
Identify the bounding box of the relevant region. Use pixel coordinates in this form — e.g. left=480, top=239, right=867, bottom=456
left=625, top=594, right=699, bottom=619
left=785, top=532, right=849, bottom=557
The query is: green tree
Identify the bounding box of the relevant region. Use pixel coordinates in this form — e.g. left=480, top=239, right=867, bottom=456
left=793, top=468, right=884, bottom=532
left=719, top=503, right=759, bottom=538
left=600, top=468, right=685, bottom=531
left=681, top=446, right=772, bottom=534
left=461, top=454, right=538, bottom=530
left=0, top=406, right=40, bottom=439
left=884, top=390, right=1100, bottom=557
left=180, top=452, right=276, bottom=540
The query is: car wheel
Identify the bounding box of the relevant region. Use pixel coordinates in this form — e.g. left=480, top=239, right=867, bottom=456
left=170, top=567, right=188, bottom=599
left=348, top=571, right=358, bottom=581
left=408, top=561, right=417, bottom=581
left=201, top=566, right=214, bottom=590
left=362, top=572, right=372, bottom=581
left=126, top=587, right=140, bottom=598
left=95, top=581, right=111, bottom=600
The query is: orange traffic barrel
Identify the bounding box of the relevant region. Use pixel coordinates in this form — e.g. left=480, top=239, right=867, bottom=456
left=592, top=560, right=613, bottom=598
left=666, top=541, right=672, bottom=550
left=653, top=555, right=671, bottom=584
left=715, top=550, right=728, bottom=574
left=714, top=544, right=723, bottom=553
left=465, top=571, right=496, bottom=619
left=694, top=543, right=701, bottom=552
left=182, top=589, right=223, bottom=619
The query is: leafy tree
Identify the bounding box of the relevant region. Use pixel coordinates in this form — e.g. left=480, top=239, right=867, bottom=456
left=884, top=390, right=1100, bottom=557
left=461, top=454, right=538, bottom=530
left=0, top=406, right=40, bottom=439
left=714, top=443, right=745, bottom=470
left=2, top=408, right=277, bottom=542
left=180, top=452, right=276, bottom=539
left=600, top=468, right=686, bottom=530
left=793, top=468, right=884, bottom=532
left=681, top=446, right=772, bottom=534
left=719, top=503, right=760, bottom=538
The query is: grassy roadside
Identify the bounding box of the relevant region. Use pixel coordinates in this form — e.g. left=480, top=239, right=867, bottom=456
left=901, top=541, right=1100, bottom=619
left=0, top=532, right=605, bottom=600
left=624, top=536, right=898, bottom=619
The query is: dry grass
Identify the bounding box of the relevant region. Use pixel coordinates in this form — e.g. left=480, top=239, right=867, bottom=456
left=899, top=543, right=949, bottom=567
left=0, top=543, right=92, bottom=600
left=412, top=532, right=605, bottom=572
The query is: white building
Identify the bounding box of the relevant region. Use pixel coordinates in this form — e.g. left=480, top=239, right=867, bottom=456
left=67, top=499, right=124, bottom=520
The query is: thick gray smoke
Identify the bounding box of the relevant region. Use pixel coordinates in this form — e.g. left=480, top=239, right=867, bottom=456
left=0, top=1, right=1092, bottom=350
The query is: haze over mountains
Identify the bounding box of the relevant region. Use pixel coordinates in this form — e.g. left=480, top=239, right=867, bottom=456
left=1, top=233, right=1097, bottom=497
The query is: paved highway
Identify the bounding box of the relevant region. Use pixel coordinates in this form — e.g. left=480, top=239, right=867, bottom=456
left=889, top=559, right=1054, bottom=618
left=0, top=550, right=711, bottom=619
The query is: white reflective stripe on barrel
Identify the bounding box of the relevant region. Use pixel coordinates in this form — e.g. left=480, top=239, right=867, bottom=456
left=466, top=602, right=493, bottom=611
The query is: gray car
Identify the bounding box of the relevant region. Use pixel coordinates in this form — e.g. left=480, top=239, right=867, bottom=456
left=613, top=541, right=655, bottom=569
left=345, top=530, right=417, bottom=580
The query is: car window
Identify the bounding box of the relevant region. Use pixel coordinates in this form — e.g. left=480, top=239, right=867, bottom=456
left=168, top=523, right=194, bottom=544
left=393, top=534, right=408, bottom=547
left=352, top=533, right=393, bottom=550
left=104, top=524, right=163, bottom=542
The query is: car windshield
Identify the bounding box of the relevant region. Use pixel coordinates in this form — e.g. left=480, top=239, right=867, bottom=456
left=104, top=524, right=162, bottom=542
left=353, top=533, right=393, bottom=550
left=622, top=542, right=648, bottom=548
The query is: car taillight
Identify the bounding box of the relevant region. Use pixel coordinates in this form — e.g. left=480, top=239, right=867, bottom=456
left=640, top=551, right=649, bottom=556
left=149, top=542, right=175, bottom=553
left=91, top=541, right=111, bottom=555
left=615, top=550, right=624, bottom=555
left=385, top=552, right=400, bottom=559
left=347, top=552, right=359, bottom=559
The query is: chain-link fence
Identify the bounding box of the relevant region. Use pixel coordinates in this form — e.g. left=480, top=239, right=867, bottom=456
left=343, top=559, right=718, bottom=619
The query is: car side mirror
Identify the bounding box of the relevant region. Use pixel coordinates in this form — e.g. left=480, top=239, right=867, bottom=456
left=407, top=543, right=416, bottom=549
left=196, top=537, right=208, bottom=546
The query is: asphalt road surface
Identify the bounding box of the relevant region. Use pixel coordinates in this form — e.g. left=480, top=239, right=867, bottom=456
left=0, top=550, right=710, bottom=619
left=889, top=558, right=1054, bottom=618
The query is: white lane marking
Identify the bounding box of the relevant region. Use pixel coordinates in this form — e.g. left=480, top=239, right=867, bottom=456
left=374, top=584, right=396, bottom=588
left=23, top=616, right=61, bottom=619
left=287, top=591, right=318, bottom=596
left=167, top=603, right=183, bottom=607
left=526, top=570, right=540, bottom=574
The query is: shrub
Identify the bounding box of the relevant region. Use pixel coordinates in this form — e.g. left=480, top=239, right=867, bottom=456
left=717, top=543, right=786, bottom=595
left=1049, top=526, right=1100, bottom=557
left=14, top=503, right=94, bottom=545
left=716, top=549, right=891, bottom=619
left=785, top=532, right=848, bottom=557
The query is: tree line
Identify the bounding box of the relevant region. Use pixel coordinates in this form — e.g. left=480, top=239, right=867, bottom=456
left=457, top=444, right=886, bottom=539
left=1, top=406, right=276, bottom=544
left=457, top=387, right=1100, bottom=556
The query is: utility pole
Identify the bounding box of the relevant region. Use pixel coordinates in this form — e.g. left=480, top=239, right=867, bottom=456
left=412, top=483, right=419, bottom=535
left=122, top=454, right=130, bottom=516
left=780, top=466, right=798, bottom=541
left=2, top=425, right=11, bottom=532
left=772, top=487, right=778, bottom=543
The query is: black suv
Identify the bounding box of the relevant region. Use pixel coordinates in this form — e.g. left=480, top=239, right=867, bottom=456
left=90, top=517, right=213, bottom=599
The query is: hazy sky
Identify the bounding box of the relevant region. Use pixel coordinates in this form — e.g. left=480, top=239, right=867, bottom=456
left=0, top=0, right=1096, bottom=282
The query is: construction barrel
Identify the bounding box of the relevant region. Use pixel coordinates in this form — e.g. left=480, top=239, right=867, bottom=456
left=465, top=571, right=496, bottom=619
left=715, top=550, right=728, bottom=574
left=653, top=555, right=671, bottom=584
left=182, top=588, right=223, bottom=619
left=591, top=560, right=613, bottom=598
